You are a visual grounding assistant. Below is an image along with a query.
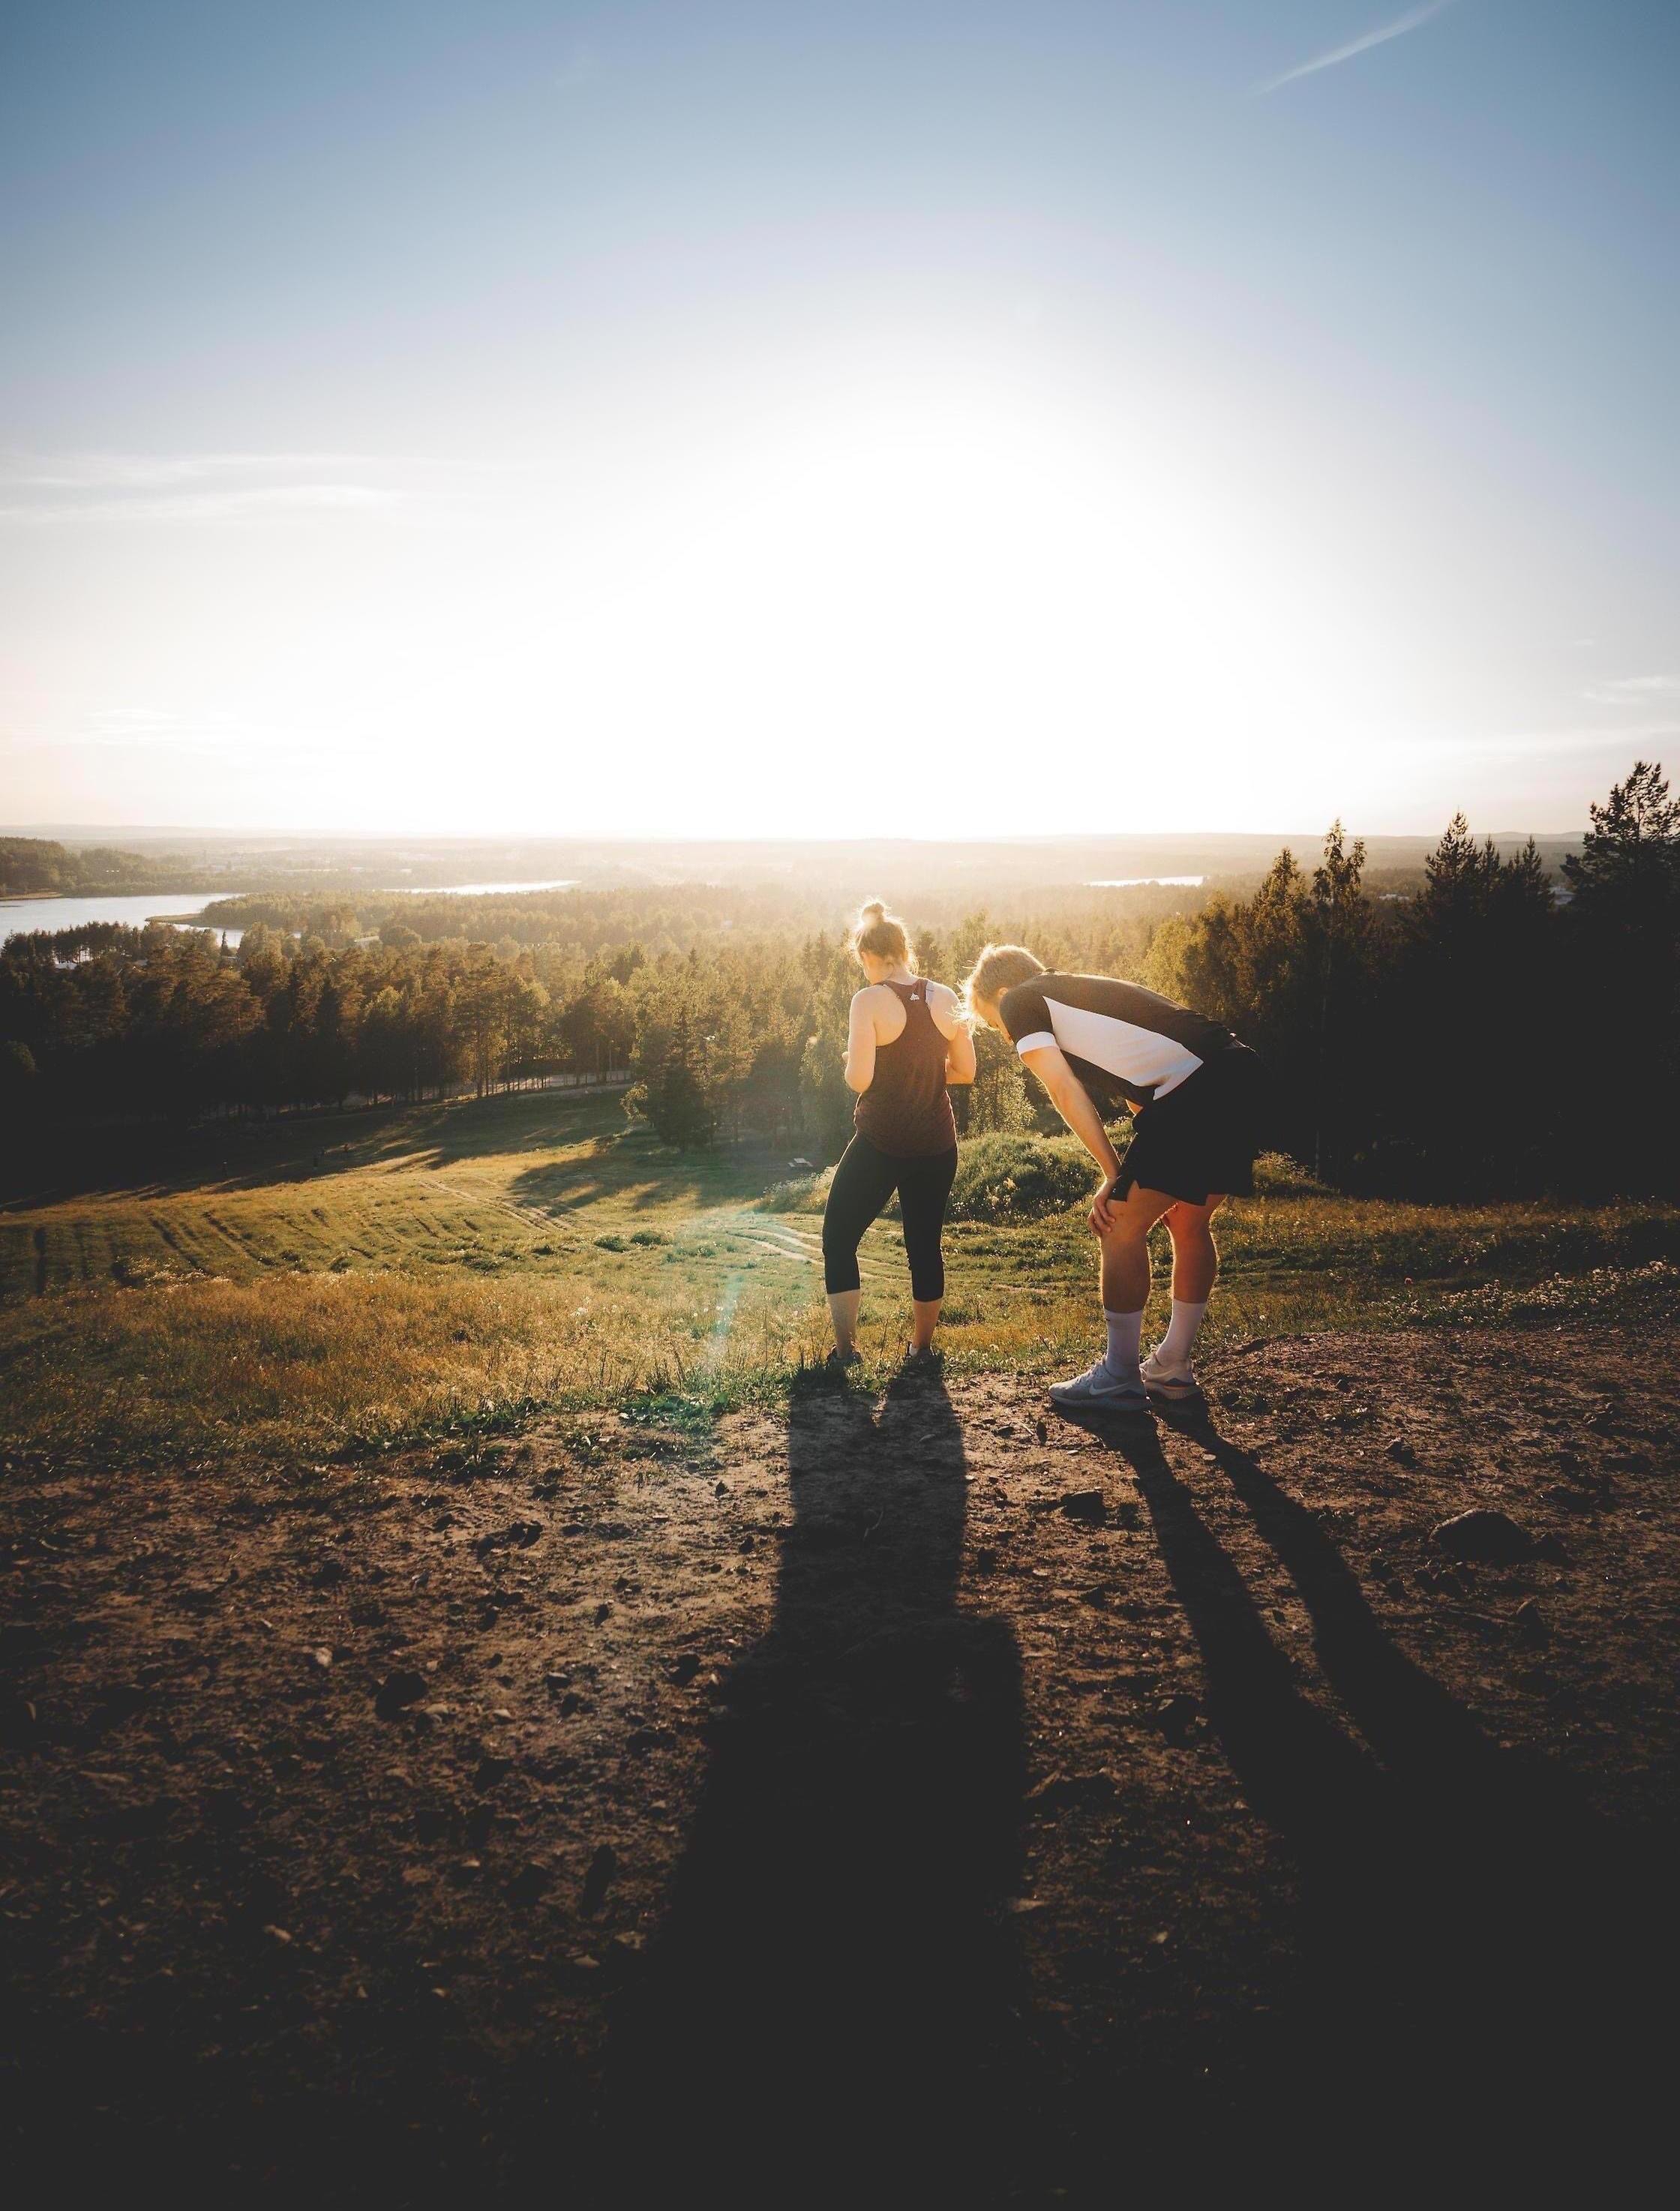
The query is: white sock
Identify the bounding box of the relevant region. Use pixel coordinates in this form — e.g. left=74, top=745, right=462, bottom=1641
left=1156, top=1297, right=1208, bottom=1372
left=1101, top=1309, right=1144, bottom=1382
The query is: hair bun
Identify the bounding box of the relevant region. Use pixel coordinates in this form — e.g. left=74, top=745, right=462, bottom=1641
left=848, top=898, right=914, bottom=970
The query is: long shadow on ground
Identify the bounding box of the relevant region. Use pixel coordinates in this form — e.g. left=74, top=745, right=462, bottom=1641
left=605, top=1370, right=1036, bottom=2201
left=1079, top=1402, right=1673, bottom=2180
left=1, top=1088, right=628, bottom=1208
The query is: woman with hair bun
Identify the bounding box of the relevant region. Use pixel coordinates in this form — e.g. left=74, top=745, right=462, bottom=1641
left=820, top=900, right=976, bottom=1370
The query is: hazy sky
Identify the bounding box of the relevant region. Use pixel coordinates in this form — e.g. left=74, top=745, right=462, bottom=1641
left=2, top=1, right=1676, bottom=838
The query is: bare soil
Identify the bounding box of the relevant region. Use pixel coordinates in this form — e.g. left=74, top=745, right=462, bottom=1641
left=4, top=1325, right=1677, bottom=2203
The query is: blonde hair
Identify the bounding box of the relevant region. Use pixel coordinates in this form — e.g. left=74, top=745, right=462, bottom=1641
left=962, top=941, right=1045, bottom=1021
left=848, top=898, right=915, bottom=971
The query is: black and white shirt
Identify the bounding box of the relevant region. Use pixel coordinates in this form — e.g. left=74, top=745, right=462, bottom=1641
left=997, top=972, right=1241, bottom=1112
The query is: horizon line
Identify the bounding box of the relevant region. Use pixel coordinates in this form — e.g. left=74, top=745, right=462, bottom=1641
left=3, top=822, right=1589, bottom=847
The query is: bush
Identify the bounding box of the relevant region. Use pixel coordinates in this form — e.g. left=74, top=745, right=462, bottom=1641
left=759, top=1168, right=832, bottom=1214
left=948, top=1134, right=1096, bottom=1221
left=761, top=1136, right=1323, bottom=1222
left=1252, top=1151, right=1334, bottom=1196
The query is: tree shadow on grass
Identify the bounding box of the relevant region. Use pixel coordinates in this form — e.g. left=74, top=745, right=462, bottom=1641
left=4, top=1090, right=644, bottom=1211
left=606, top=1370, right=1036, bottom=2202
left=1082, top=1400, right=1672, bottom=2176
left=508, top=1140, right=788, bottom=1220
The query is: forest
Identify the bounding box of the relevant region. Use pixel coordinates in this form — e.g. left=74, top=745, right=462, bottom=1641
left=0, top=836, right=204, bottom=898
left=3, top=762, right=1676, bottom=1200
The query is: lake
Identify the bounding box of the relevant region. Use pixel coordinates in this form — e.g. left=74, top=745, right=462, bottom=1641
left=0, top=878, right=577, bottom=947
left=0, top=891, right=253, bottom=946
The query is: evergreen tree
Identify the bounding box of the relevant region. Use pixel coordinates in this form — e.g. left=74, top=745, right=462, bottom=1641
left=0, top=1038, right=38, bottom=1138
left=1562, top=761, right=1680, bottom=1192
left=649, top=1014, right=716, bottom=1148
left=1388, top=817, right=1559, bottom=1193
left=1563, top=759, right=1680, bottom=928
left=799, top=949, right=860, bottom=1159
left=743, top=1030, right=804, bottom=1146
left=2, top=769, right=1672, bottom=1198
left=1304, top=822, right=1374, bottom=1179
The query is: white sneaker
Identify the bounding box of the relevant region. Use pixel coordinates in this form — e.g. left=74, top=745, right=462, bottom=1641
left=1048, top=1362, right=1149, bottom=1414
left=1141, top=1349, right=1201, bottom=1402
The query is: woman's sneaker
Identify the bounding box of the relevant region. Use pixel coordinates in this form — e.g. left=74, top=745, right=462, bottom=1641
left=825, top=1346, right=862, bottom=1371
left=1140, top=1350, right=1201, bottom=1402
left=1048, top=1362, right=1149, bottom=1414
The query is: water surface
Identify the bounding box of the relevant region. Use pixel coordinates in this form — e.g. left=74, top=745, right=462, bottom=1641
left=1084, top=874, right=1204, bottom=889
left=2, top=877, right=578, bottom=946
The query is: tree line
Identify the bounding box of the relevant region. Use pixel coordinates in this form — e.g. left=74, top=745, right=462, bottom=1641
left=0, top=915, right=829, bottom=1148
left=1142, top=762, right=1678, bottom=1197
left=0, top=837, right=200, bottom=899
left=3, top=764, right=1675, bottom=1199
left=194, top=880, right=819, bottom=952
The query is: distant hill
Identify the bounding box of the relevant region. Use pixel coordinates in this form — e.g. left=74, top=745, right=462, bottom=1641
left=0, top=826, right=1585, bottom=906
left=0, top=836, right=187, bottom=899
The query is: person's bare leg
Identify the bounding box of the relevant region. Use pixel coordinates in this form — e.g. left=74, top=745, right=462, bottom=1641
left=910, top=1296, right=940, bottom=1352
left=827, top=1289, right=861, bottom=1356
left=1151, top=1196, right=1226, bottom=1378
left=1050, top=1184, right=1174, bottom=1403
left=1164, top=1196, right=1224, bottom=1304
left=1096, top=1185, right=1176, bottom=1371
left=1099, top=1222, right=1152, bottom=1316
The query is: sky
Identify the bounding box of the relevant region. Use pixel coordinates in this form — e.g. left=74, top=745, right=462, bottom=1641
left=2, top=0, right=1677, bottom=841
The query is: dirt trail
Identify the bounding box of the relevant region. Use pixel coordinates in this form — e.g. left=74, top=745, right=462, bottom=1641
left=3, top=1327, right=1676, bottom=2200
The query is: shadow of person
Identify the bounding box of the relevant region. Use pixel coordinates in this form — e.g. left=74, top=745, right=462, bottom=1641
left=1084, top=1400, right=1672, bottom=2174
left=605, top=1369, right=1032, bottom=2203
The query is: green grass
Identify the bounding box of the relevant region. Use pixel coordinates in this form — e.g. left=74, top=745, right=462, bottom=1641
left=3, top=1088, right=1676, bottom=1469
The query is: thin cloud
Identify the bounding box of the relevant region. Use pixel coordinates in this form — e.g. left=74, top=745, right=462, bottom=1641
left=1382, top=718, right=1679, bottom=764
left=73, top=708, right=244, bottom=751
left=1582, top=674, right=1680, bottom=705
left=0, top=451, right=437, bottom=524
left=4, top=707, right=383, bottom=759
left=0, top=706, right=257, bottom=754
left=0, top=484, right=400, bottom=524
left=1253, top=1, right=1457, bottom=96
left=3, top=452, right=392, bottom=491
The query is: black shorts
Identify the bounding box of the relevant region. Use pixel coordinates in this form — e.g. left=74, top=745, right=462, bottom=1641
left=1112, top=1047, right=1265, bottom=1208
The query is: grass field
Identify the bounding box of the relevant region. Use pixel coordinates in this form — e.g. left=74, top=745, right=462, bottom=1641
left=3, top=1087, right=1677, bottom=1468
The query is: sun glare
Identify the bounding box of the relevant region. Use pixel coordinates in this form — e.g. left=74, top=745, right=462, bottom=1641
left=470, top=375, right=1377, bottom=838
left=4, top=362, right=1384, bottom=838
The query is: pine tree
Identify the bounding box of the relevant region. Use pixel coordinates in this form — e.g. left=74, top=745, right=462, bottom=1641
left=649, top=1014, right=716, bottom=1148
left=1562, top=760, right=1680, bottom=928
left=1562, top=761, right=1680, bottom=1192
left=1306, top=822, right=1372, bottom=1180
left=0, top=1039, right=38, bottom=1137
left=1391, top=817, right=1561, bottom=1194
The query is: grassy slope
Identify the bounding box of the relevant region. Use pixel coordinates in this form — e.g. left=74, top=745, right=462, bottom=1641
left=2, top=1088, right=1676, bottom=1468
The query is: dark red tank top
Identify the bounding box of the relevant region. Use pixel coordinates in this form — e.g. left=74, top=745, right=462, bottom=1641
left=854, top=979, right=958, bottom=1157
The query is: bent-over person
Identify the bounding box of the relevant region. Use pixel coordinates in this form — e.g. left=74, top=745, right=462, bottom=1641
left=964, top=946, right=1264, bottom=1413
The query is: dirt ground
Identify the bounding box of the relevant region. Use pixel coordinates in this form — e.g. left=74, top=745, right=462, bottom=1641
left=4, top=1324, right=1677, bottom=2203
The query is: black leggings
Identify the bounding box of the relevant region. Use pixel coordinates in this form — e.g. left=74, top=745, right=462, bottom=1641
left=822, top=1136, right=958, bottom=1304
